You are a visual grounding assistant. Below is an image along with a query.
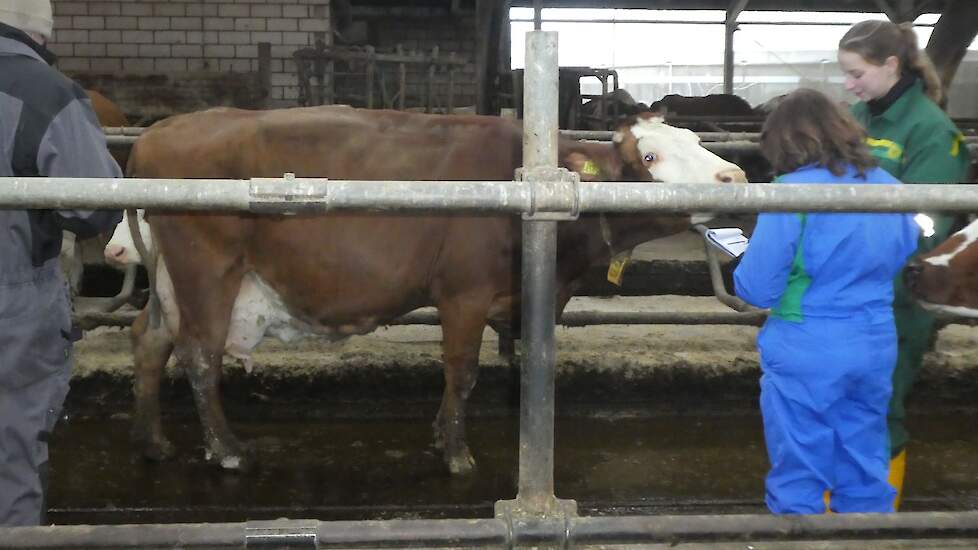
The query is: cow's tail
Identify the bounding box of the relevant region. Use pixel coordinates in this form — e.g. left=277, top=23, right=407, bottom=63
left=126, top=208, right=162, bottom=330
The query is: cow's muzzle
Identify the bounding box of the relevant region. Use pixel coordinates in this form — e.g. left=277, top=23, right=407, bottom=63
left=902, top=259, right=951, bottom=302
left=902, top=260, right=923, bottom=293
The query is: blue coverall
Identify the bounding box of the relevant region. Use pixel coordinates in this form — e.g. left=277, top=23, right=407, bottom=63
left=734, top=164, right=919, bottom=514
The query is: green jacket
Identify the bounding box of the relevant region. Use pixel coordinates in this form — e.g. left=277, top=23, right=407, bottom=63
left=850, top=79, right=971, bottom=254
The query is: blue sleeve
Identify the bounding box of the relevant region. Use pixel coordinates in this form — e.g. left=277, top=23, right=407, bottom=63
left=733, top=212, right=803, bottom=308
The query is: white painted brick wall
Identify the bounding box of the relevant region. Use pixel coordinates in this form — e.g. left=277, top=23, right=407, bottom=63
left=51, top=0, right=331, bottom=108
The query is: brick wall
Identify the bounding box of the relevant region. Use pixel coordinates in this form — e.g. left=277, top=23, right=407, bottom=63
left=49, top=0, right=331, bottom=120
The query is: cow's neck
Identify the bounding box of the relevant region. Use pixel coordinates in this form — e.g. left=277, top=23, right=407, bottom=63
left=554, top=212, right=690, bottom=293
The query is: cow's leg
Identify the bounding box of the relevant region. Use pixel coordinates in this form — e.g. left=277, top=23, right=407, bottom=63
left=434, top=299, right=488, bottom=476
left=176, top=339, right=250, bottom=470
left=169, top=263, right=249, bottom=471
left=130, top=306, right=175, bottom=460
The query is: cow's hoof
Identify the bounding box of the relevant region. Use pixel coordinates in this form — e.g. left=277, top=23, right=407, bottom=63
left=205, top=442, right=255, bottom=472
left=447, top=450, right=477, bottom=476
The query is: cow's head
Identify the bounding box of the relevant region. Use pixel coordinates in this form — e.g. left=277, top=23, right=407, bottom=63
left=903, top=219, right=978, bottom=316
left=564, top=113, right=747, bottom=186
left=104, top=209, right=153, bottom=267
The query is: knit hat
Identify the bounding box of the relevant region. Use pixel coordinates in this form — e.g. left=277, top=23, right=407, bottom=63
left=0, top=0, right=53, bottom=40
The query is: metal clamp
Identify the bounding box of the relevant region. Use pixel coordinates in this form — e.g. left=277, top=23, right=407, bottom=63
left=249, top=173, right=328, bottom=214
left=495, top=497, right=578, bottom=549
left=245, top=519, right=319, bottom=548
left=518, top=166, right=580, bottom=221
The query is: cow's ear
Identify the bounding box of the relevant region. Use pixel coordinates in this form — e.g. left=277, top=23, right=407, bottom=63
left=564, top=150, right=622, bottom=182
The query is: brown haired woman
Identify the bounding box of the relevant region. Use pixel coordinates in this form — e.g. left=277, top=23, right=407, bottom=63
left=734, top=88, right=919, bottom=514
left=839, top=19, right=972, bottom=509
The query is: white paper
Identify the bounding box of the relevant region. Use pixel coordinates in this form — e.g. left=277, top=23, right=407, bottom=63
left=705, top=227, right=749, bottom=258
left=914, top=213, right=935, bottom=237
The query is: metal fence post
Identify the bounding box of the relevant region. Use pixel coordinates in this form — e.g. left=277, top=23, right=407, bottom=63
left=495, top=31, right=577, bottom=543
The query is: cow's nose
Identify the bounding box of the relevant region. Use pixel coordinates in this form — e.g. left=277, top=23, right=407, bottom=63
left=716, top=167, right=748, bottom=183
left=902, top=261, right=923, bottom=291
left=104, top=243, right=126, bottom=265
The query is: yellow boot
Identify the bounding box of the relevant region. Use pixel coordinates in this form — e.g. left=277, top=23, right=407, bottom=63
left=889, top=449, right=907, bottom=511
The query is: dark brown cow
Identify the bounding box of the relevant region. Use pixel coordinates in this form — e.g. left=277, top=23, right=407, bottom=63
left=105, top=105, right=746, bottom=474
left=648, top=93, right=756, bottom=126
left=578, top=88, right=649, bottom=130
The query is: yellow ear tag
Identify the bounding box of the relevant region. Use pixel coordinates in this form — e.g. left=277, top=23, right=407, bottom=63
left=581, top=160, right=601, bottom=179
left=606, top=249, right=631, bottom=286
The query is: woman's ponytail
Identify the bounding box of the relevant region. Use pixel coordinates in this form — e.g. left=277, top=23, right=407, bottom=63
left=897, top=22, right=945, bottom=106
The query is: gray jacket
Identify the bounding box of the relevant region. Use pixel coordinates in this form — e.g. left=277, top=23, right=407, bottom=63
left=0, top=24, right=123, bottom=388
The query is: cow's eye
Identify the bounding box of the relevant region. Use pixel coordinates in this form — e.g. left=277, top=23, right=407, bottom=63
left=644, top=153, right=656, bottom=163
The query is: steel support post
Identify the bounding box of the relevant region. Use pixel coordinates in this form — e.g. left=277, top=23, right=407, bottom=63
left=723, top=0, right=750, bottom=95
left=495, top=30, right=577, bottom=532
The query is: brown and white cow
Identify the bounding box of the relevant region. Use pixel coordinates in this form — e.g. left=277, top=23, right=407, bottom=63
left=903, top=218, right=978, bottom=316
left=105, top=105, right=746, bottom=474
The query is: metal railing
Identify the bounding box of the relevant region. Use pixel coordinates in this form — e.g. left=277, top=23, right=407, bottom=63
left=293, top=42, right=469, bottom=112
left=5, top=177, right=978, bottom=213
left=6, top=512, right=978, bottom=548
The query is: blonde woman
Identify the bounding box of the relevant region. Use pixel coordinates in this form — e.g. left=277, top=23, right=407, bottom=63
left=838, top=19, right=972, bottom=509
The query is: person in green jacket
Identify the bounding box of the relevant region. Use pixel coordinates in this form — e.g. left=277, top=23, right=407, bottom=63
left=838, top=19, right=972, bottom=510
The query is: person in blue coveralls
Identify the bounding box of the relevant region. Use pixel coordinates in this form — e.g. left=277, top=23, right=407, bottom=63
left=734, top=88, right=920, bottom=514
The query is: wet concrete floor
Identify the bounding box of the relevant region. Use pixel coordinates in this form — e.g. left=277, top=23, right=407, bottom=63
left=48, top=411, right=978, bottom=525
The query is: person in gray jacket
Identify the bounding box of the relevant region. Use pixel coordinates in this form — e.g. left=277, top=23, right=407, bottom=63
left=0, top=0, right=123, bottom=526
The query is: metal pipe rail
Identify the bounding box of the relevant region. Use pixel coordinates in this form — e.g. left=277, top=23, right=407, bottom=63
left=561, top=128, right=978, bottom=145
left=76, top=305, right=978, bottom=333
left=5, top=177, right=978, bottom=214
left=5, top=511, right=978, bottom=549
left=72, top=309, right=769, bottom=332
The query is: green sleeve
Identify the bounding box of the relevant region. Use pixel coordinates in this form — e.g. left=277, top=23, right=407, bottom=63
left=902, top=126, right=970, bottom=184
left=903, top=126, right=971, bottom=253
